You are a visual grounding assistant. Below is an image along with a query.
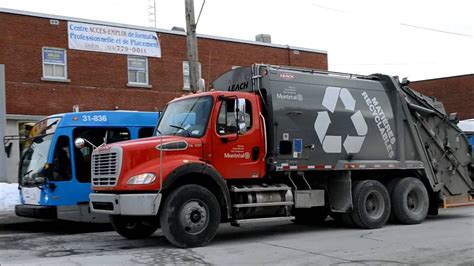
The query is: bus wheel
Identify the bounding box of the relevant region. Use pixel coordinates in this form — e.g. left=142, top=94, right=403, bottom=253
left=110, top=215, right=159, bottom=239
left=294, top=207, right=329, bottom=225
left=160, top=184, right=221, bottom=248
left=350, top=180, right=391, bottom=229
left=391, top=177, right=429, bottom=224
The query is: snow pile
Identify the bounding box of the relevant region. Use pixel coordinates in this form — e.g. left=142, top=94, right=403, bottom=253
left=0, top=183, right=20, bottom=212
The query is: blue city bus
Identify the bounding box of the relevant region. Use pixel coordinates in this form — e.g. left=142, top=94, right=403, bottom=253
left=15, top=111, right=159, bottom=222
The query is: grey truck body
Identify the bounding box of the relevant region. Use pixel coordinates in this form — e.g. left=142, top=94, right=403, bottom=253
left=212, top=64, right=473, bottom=199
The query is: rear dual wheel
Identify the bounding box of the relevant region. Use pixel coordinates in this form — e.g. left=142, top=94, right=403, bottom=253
left=337, top=178, right=429, bottom=228
left=390, top=177, right=429, bottom=224
left=350, top=180, right=391, bottom=229
left=333, top=180, right=391, bottom=229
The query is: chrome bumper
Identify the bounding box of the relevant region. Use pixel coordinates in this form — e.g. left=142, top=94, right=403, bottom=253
left=89, top=193, right=162, bottom=216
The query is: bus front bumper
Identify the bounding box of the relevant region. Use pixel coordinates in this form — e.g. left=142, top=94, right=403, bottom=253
left=15, top=204, right=57, bottom=219
left=89, top=193, right=162, bottom=216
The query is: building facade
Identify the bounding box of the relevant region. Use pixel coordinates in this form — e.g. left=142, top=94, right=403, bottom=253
left=410, top=74, right=474, bottom=120
left=0, top=9, right=328, bottom=183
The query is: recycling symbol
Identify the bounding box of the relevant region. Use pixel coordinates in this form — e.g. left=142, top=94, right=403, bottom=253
left=314, top=86, right=368, bottom=154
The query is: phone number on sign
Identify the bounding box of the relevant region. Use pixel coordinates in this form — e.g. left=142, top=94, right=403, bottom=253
left=105, top=45, right=147, bottom=54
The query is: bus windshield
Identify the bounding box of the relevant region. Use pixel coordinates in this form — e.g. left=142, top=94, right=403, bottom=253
left=157, top=96, right=213, bottom=137
left=19, top=134, right=53, bottom=186
left=19, top=117, right=61, bottom=186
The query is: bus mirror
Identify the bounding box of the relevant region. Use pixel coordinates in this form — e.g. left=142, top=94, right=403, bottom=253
left=74, top=138, right=85, bottom=149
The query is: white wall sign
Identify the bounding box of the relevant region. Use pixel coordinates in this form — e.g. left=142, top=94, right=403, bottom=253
left=68, top=22, right=161, bottom=58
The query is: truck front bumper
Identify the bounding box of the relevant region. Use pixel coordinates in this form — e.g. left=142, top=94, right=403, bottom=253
left=89, top=193, right=162, bottom=216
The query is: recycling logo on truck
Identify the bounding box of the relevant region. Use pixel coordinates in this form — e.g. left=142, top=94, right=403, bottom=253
left=314, top=86, right=368, bottom=154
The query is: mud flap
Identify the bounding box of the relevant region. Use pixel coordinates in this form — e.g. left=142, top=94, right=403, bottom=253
left=328, top=170, right=352, bottom=213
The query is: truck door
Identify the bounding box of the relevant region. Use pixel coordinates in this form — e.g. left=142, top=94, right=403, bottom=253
left=211, top=96, right=265, bottom=179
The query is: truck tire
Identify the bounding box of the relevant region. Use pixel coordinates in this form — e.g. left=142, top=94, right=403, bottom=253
left=160, top=184, right=221, bottom=248
left=294, top=207, right=329, bottom=225
left=391, top=177, right=429, bottom=224
left=110, top=215, right=159, bottom=239
left=350, top=180, right=391, bottom=229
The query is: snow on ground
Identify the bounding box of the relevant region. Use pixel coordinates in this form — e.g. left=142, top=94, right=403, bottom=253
left=0, top=183, right=20, bottom=212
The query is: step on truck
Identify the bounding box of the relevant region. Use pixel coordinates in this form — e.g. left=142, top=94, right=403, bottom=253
left=88, top=64, right=473, bottom=247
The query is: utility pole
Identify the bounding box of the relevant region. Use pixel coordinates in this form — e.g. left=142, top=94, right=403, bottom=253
left=0, top=65, right=6, bottom=182
left=185, top=0, right=201, bottom=92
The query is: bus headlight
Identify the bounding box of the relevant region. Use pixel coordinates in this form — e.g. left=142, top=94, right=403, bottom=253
left=127, top=173, right=156, bottom=185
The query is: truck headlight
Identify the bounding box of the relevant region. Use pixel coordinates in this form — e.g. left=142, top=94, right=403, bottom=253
left=127, top=173, right=156, bottom=185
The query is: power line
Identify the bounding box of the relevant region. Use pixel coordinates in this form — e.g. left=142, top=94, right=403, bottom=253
left=196, top=0, right=206, bottom=26
left=311, top=1, right=471, bottom=38
left=400, top=23, right=472, bottom=37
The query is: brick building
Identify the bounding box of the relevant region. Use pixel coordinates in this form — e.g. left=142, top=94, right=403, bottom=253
left=410, top=74, right=474, bottom=120
left=0, top=8, right=327, bottom=182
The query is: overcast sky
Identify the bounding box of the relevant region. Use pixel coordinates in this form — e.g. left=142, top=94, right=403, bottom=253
left=1, top=0, right=472, bottom=80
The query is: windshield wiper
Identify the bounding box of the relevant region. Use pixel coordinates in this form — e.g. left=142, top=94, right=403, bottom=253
left=22, top=170, right=33, bottom=178
left=169, top=125, right=190, bottom=137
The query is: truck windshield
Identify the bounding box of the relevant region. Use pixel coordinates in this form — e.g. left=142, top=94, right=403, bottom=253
left=157, top=96, right=213, bottom=137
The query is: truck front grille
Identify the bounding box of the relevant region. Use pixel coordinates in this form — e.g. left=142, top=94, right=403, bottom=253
left=91, top=147, right=122, bottom=186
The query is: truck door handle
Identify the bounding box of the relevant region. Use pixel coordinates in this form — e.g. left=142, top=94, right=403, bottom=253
left=252, top=146, right=260, bottom=161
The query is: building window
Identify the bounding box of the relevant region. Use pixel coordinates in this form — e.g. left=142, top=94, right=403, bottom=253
left=128, top=56, right=148, bottom=86
left=42, top=47, right=67, bottom=80
left=182, top=61, right=202, bottom=91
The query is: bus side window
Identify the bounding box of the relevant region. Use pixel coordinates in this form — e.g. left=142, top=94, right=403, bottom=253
left=73, top=127, right=131, bottom=183
left=51, top=136, right=72, bottom=181
left=139, top=127, right=155, bottom=138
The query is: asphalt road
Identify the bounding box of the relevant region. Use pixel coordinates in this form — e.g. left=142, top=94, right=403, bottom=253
left=0, top=207, right=473, bottom=265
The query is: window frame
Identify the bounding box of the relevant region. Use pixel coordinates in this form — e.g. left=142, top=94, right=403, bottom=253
left=216, top=98, right=252, bottom=136
left=42, top=47, right=68, bottom=81
left=50, top=135, right=73, bottom=182
left=127, top=56, right=149, bottom=87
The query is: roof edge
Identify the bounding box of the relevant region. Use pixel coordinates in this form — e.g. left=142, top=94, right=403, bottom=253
left=411, top=73, right=474, bottom=83
left=0, top=8, right=327, bottom=54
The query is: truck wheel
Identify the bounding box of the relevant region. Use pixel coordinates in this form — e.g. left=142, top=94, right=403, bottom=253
left=350, top=180, right=391, bottom=229
left=391, top=177, right=429, bottom=224
left=110, top=215, right=159, bottom=239
left=294, top=207, right=329, bottom=225
left=160, top=184, right=221, bottom=248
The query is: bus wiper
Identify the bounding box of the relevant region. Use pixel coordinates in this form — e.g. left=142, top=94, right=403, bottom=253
left=22, top=170, right=33, bottom=178
left=169, top=125, right=190, bottom=137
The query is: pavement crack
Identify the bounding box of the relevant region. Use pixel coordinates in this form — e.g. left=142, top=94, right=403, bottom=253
left=360, top=232, right=384, bottom=242
left=259, top=241, right=354, bottom=263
